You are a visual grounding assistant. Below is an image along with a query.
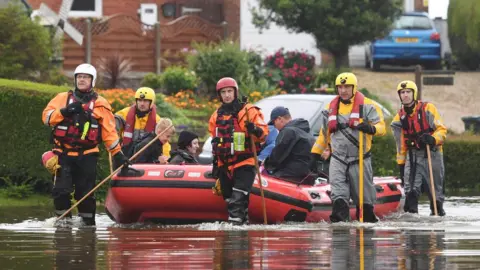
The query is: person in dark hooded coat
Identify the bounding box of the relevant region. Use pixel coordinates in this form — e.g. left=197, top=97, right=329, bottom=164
left=169, top=130, right=200, bottom=164
left=264, top=106, right=315, bottom=182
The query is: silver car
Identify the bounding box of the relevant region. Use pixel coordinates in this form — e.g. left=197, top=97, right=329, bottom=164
left=198, top=94, right=392, bottom=164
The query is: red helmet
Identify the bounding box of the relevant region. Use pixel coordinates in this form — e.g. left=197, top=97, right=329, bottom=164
left=216, top=77, right=238, bottom=92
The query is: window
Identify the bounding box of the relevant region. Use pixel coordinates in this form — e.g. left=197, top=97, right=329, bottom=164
left=69, top=0, right=102, bottom=18
left=393, top=15, right=433, bottom=30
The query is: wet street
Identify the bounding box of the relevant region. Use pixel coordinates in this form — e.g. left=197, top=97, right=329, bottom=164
left=0, top=197, right=479, bottom=269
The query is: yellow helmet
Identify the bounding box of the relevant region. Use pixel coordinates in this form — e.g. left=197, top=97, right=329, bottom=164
left=396, top=80, right=418, bottom=101
left=135, top=87, right=156, bottom=107
left=335, top=72, right=358, bottom=94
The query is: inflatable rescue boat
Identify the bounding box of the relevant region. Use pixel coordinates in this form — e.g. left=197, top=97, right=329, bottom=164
left=105, top=164, right=404, bottom=224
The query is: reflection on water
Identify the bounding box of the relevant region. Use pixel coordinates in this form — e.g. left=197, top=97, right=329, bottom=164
left=0, top=198, right=480, bottom=269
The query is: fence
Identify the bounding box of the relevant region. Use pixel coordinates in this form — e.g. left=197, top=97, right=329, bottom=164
left=62, top=14, right=227, bottom=73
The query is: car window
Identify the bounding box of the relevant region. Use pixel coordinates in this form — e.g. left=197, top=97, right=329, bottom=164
left=255, top=99, right=324, bottom=124
left=393, top=15, right=432, bottom=30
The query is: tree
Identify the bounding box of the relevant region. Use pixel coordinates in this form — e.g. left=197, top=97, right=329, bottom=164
left=0, top=2, right=52, bottom=79
left=447, top=0, right=480, bottom=70
left=251, top=0, right=402, bottom=68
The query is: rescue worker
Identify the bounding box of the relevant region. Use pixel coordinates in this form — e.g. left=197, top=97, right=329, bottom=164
left=209, top=77, right=268, bottom=225
left=263, top=106, right=315, bottom=182
left=42, top=63, right=130, bottom=225
left=169, top=130, right=200, bottom=165
left=311, top=72, right=386, bottom=223
left=391, top=80, right=447, bottom=216
left=114, top=87, right=171, bottom=160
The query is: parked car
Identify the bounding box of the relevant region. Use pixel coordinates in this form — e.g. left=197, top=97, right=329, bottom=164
left=365, top=12, right=442, bottom=71
left=198, top=94, right=392, bottom=164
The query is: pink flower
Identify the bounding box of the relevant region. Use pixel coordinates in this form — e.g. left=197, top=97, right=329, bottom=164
left=279, top=80, right=284, bottom=86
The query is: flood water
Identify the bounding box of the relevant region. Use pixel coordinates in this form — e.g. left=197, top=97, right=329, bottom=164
left=1, top=197, right=480, bottom=269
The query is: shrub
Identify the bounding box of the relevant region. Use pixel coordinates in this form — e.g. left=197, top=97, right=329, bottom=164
left=264, top=48, right=316, bottom=93
left=160, top=66, right=198, bottom=95
left=246, top=48, right=265, bottom=82
left=447, top=0, right=480, bottom=70
left=187, top=40, right=251, bottom=96
left=0, top=3, right=53, bottom=79
left=96, top=54, right=133, bottom=88
left=141, top=73, right=162, bottom=90
left=313, top=66, right=352, bottom=89
left=97, top=89, right=135, bottom=113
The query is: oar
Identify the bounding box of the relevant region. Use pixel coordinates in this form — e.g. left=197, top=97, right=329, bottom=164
left=426, top=144, right=438, bottom=216
left=245, top=107, right=268, bottom=225
left=56, top=124, right=174, bottom=222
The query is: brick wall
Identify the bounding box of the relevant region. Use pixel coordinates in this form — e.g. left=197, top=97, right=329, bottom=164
left=414, top=0, right=428, bottom=12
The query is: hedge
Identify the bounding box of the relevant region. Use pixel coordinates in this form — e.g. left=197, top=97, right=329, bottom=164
left=0, top=79, right=479, bottom=201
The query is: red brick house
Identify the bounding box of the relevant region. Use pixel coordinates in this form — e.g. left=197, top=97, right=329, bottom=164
left=27, top=0, right=240, bottom=73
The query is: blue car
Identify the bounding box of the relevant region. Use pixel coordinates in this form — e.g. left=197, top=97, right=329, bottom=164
left=365, top=12, right=442, bottom=70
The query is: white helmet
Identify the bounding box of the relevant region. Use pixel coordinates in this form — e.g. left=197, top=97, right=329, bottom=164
left=74, top=63, right=97, bottom=88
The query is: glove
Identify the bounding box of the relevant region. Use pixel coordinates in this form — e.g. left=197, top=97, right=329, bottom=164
left=399, top=164, right=405, bottom=187
left=212, top=178, right=222, bottom=196
left=60, top=102, right=83, bottom=117
left=246, top=122, right=263, bottom=137
left=356, top=122, right=376, bottom=135
left=419, top=133, right=436, bottom=147
left=112, top=151, right=131, bottom=171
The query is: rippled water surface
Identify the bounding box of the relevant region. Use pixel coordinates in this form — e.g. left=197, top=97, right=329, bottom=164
left=1, top=197, right=480, bottom=269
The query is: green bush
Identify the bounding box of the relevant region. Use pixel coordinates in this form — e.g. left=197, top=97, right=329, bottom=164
left=371, top=133, right=480, bottom=192
left=0, top=3, right=53, bottom=79
left=447, top=0, right=480, bottom=70
left=155, top=93, right=208, bottom=139
left=246, top=48, right=265, bottom=82
left=187, top=40, right=251, bottom=96
left=160, top=66, right=198, bottom=95
left=313, top=66, right=352, bottom=89
left=141, top=73, right=162, bottom=90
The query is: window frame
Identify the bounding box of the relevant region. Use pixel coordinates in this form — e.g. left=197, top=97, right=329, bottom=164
left=68, top=0, right=103, bottom=18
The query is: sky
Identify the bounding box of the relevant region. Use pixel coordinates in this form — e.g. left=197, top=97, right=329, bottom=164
left=429, top=0, right=450, bottom=19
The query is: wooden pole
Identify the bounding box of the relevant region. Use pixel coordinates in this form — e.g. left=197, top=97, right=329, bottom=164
left=426, top=144, right=438, bottom=216
left=415, top=65, right=423, bottom=100
left=85, top=18, right=92, bottom=64
left=245, top=107, right=267, bottom=225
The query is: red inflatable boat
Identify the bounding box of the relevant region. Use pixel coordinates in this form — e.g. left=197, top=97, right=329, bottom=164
left=105, top=164, right=404, bottom=224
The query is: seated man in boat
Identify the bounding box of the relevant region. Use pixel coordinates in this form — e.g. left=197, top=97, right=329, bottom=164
left=130, top=118, right=175, bottom=164
left=209, top=77, right=268, bottom=225
left=169, top=130, right=200, bottom=165
left=391, top=80, right=447, bottom=216
left=257, top=124, right=279, bottom=165
left=115, top=87, right=171, bottom=159
left=263, top=106, right=315, bottom=182
left=311, top=72, right=386, bottom=223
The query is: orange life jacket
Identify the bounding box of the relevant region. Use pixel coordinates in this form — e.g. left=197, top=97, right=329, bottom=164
left=212, top=111, right=261, bottom=165
left=328, top=92, right=365, bottom=133
left=122, top=105, right=157, bottom=146
left=399, top=101, right=433, bottom=149
left=52, top=91, right=101, bottom=151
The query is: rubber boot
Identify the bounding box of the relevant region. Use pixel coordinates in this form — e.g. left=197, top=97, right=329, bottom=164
left=430, top=200, right=446, bottom=216
left=403, top=192, right=419, bottom=214
left=330, top=199, right=350, bottom=223
left=227, top=190, right=248, bottom=225
left=363, top=204, right=379, bottom=223
left=78, top=212, right=96, bottom=226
